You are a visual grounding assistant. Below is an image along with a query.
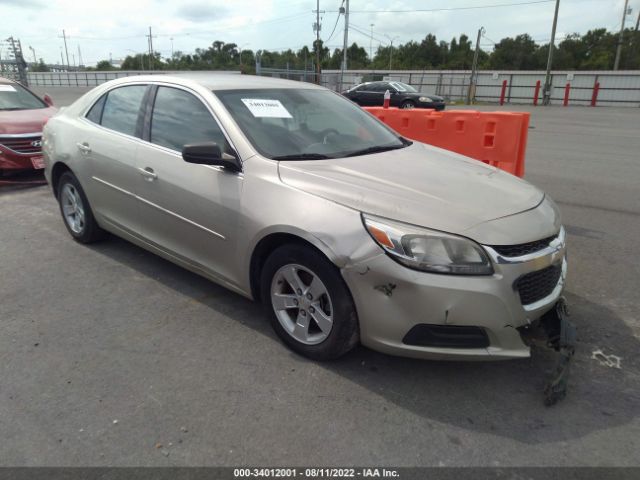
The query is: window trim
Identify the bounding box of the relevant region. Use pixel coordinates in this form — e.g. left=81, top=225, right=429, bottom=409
left=140, top=82, right=241, bottom=165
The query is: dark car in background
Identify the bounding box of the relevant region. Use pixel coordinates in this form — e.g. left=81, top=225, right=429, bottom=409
left=0, top=77, right=56, bottom=175
left=343, top=81, right=446, bottom=110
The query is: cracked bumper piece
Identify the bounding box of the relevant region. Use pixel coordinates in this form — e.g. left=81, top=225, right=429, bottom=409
left=341, top=236, right=567, bottom=361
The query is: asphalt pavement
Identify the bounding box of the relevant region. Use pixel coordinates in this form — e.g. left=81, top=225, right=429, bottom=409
left=1, top=90, right=639, bottom=466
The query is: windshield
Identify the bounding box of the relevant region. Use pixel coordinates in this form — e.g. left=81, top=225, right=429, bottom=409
left=389, top=82, right=418, bottom=93
left=0, top=83, right=47, bottom=111
left=215, top=88, right=407, bottom=159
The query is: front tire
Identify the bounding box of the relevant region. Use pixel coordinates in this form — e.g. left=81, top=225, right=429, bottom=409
left=260, top=244, right=359, bottom=360
left=57, top=171, right=105, bottom=243
left=400, top=100, right=416, bottom=109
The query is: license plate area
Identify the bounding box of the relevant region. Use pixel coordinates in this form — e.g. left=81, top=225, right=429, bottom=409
left=31, top=155, right=45, bottom=170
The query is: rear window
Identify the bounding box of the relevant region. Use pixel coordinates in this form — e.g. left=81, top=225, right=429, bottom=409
left=0, top=83, right=47, bottom=111
left=99, top=86, right=147, bottom=137
left=86, top=94, right=107, bottom=124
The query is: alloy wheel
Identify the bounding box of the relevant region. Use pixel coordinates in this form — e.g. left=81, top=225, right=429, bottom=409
left=61, top=183, right=85, bottom=234
left=270, top=263, right=334, bottom=345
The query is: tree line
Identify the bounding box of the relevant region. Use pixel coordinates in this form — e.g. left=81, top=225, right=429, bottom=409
left=82, top=27, right=640, bottom=72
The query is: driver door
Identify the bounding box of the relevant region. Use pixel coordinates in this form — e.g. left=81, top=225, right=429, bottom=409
left=135, top=85, right=243, bottom=286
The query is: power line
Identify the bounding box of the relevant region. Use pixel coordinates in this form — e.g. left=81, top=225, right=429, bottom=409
left=327, top=0, right=555, bottom=14
left=324, top=0, right=345, bottom=43
left=349, top=23, right=389, bottom=44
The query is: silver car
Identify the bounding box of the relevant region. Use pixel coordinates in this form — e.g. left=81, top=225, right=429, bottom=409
left=43, top=74, right=567, bottom=361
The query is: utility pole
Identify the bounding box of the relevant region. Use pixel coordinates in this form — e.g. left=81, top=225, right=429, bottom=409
left=542, top=0, right=560, bottom=105
left=77, top=44, right=83, bottom=68
left=467, top=26, right=485, bottom=105
left=614, top=0, right=630, bottom=70
left=60, top=48, right=64, bottom=69
left=342, top=0, right=349, bottom=71
left=72, top=53, right=76, bottom=69
left=384, top=35, right=399, bottom=69
left=313, top=0, right=322, bottom=84
left=146, top=26, right=155, bottom=70
left=62, top=29, right=70, bottom=68
left=340, top=0, right=350, bottom=91
left=369, top=24, right=374, bottom=60
left=170, top=37, right=174, bottom=58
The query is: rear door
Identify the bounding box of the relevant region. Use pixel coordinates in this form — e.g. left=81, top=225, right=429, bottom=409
left=134, top=85, right=243, bottom=286
left=357, top=83, right=378, bottom=106
left=80, top=84, right=149, bottom=233
left=362, top=82, right=388, bottom=106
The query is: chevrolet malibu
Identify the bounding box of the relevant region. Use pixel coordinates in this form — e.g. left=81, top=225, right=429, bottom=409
left=43, top=74, right=566, bottom=361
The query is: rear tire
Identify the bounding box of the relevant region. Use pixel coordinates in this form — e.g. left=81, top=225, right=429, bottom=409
left=260, top=244, right=359, bottom=360
left=57, top=171, right=105, bottom=243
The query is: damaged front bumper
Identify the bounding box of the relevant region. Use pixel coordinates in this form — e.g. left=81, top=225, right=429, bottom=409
left=341, top=229, right=567, bottom=361
left=520, top=297, right=576, bottom=405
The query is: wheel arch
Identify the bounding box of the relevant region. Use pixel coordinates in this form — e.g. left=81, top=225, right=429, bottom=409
left=51, top=161, right=73, bottom=198
left=248, top=228, right=343, bottom=302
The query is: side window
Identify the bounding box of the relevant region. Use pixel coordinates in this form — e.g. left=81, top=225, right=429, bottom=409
left=150, top=86, right=227, bottom=152
left=85, top=94, right=106, bottom=124
left=100, top=85, right=147, bottom=137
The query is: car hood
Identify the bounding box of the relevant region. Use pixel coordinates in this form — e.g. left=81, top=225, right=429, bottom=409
left=0, top=107, right=57, bottom=135
left=278, top=142, right=545, bottom=241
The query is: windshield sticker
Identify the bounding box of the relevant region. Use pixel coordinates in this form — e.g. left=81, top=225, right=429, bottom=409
left=241, top=98, right=292, bottom=118
left=0, top=85, right=17, bottom=92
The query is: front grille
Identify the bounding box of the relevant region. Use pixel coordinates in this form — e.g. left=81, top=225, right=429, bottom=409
left=0, top=136, right=42, bottom=154
left=491, top=234, right=557, bottom=257
left=515, top=264, right=562, bottom=305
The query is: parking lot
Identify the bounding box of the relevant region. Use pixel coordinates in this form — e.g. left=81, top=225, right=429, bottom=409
left=1, top=89, right=639, bottom=466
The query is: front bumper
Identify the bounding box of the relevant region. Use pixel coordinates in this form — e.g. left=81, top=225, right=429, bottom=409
left=0, top=140, right=43, bottom=172
left=341, top=228, right=567, bottom=360
left=418, top=101, right=446, bottom=111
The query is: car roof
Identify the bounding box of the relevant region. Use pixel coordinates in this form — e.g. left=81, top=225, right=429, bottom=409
left=114, top=73, right=325, bottom=91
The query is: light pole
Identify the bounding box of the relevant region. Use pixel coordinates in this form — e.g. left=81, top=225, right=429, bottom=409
left=384, top=35, right=399, bottom=70
left=28, top=46, right=36, bottom=64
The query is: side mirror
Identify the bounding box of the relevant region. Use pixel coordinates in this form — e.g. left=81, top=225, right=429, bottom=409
left=43, top=94, right=54, bottom=107
left=182, top=142, right=241, bottom=172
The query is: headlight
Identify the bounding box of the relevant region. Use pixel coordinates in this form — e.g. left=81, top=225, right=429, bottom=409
left=418, top=96, right=432, bottom=103
left=362, top=214, right=494, bottom=275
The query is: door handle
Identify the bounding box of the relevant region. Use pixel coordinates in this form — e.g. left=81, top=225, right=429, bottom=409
left=76, top=142, right=91, bottom=154
left=138, top=167, right=158, bottom=181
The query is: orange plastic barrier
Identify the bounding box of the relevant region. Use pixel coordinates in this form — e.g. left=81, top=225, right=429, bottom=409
left=364, top=107, right=530, bottom=178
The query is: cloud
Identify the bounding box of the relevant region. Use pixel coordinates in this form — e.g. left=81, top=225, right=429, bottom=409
left=175, top=2, right=229, bottom=23
left=0, top=0, right=42, bottom=7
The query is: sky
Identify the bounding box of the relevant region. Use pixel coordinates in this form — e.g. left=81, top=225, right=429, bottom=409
left=1, top=0, right=638, bottom=66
